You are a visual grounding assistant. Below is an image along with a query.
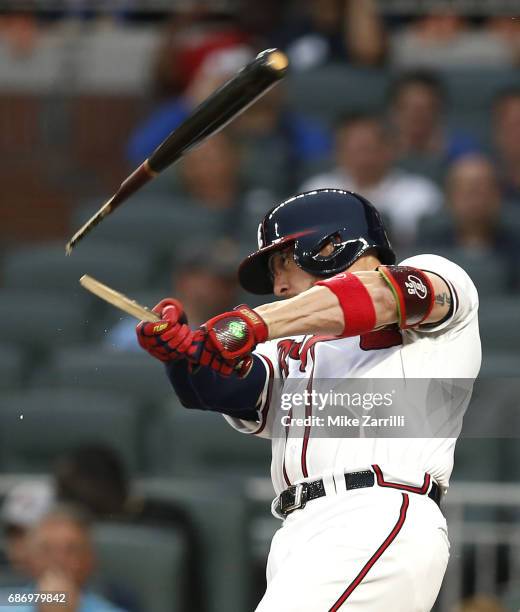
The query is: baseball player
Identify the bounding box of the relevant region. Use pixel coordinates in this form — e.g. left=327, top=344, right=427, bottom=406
left=136, top=189, right=481, bottom=611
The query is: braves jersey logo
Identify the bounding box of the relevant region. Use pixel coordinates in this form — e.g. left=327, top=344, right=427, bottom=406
left=277, top=335, right=336, bottom=376
left=405, top=275, right=427, bottom=299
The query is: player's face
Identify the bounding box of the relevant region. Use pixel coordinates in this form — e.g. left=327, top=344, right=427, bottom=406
left=269, top=247, right=317, bottom=299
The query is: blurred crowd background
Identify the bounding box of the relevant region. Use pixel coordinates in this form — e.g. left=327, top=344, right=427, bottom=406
left=0, top=1, right=519, bottom=611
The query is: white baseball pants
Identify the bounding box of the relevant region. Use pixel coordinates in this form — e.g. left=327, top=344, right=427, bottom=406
left=256, top=486, right=449, bottom=612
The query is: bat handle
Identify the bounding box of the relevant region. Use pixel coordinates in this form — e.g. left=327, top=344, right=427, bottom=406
left=66, top=161, right=157, bottom=255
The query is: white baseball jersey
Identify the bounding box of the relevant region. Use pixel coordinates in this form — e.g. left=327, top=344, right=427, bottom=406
left=225, top=254, right=481, bottom=495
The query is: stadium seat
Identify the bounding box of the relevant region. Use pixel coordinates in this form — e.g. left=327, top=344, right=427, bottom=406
left=0, top=345, right=24, bottom=390
left=71, top=199, right=228, bottom=260
left=415, top=211, right=453, bottom=246
left=456, top=377, right=519, bottom=483
left=138, top=477, right=250, bottom=612
left=442, top=68, right=520, bottom=112
left=0, top=289, right=89, bottom=352
left=479, top=297, right=520, bottom=353
left=0, top=389, right=144, bottom=473
left=33, top=345, right=172, bottom=407
left=154, top=397, right=271, bottom=477
left=502, top=205, right=520, bottom=242
left=479, top=351, right=520, bottom=378
left=431, top=247, right=509, bottom=298
left=286, top=65, right=389, bottom=123
left=2, top=242, right=153, bottom=292
left=452, top=438, right=502, bottom=483
left=0, top=32, right=62, bottom=91
left=93, top=522, right=186, bottom=612
left=76, top=27, right=159, bottom=94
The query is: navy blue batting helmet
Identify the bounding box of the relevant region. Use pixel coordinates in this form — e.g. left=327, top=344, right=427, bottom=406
left=238, top=189, right=395, bottom=294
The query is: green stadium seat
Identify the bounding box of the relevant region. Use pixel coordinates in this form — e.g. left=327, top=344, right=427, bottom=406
left=0, top=289, right=89, bottom=352
left=479, top=297, right=520, bottom=353
left=71, top=199, right=227, bottom=260
left=33, top=345, right=172, bottom=407
left=0, top=345, right=24, bottom=389
left=0, top=389, right=144, bottom=473
left=2, top=242, right=153, bottom=292
left=415, top=211, right=453, bottom=245
left=433, top=248, right=509, bottom=298
left=502, top=206, right=520, bottom=241
left=138, top=477, right=249, bottom=612
left=452, top=438, right=501, bottom=483
left=286, top=65, right=389, bottom=123
left=442, top=68, right=520, bottom=112
left=93, top=522, right=187, bottom=612
left=479, top=351, right=520, bottom=378
left=456, top=377, right=519, bottom=483
left=154, top=397, right=271, bottom=477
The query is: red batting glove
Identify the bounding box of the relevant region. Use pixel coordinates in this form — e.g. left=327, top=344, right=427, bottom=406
left=201, top=305, right=268, bottom=360
left=136, top=298, right=199, bottom=363
left=135, top=299, right=241, bottom=374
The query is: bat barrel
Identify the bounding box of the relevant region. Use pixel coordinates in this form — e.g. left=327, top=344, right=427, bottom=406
left=148, top=48, right=288, bottom=173
left=65, top=48, right=288, bottom=253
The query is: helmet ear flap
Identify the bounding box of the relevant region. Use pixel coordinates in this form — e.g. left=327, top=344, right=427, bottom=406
left=310, top=232, right=344, bottom=262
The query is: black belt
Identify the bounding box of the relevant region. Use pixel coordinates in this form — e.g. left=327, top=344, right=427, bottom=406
left=275, top=470, right=442, bottom=518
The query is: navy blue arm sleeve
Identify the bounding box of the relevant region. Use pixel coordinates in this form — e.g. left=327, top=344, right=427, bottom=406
left=165, top=356, right=267, bottom=421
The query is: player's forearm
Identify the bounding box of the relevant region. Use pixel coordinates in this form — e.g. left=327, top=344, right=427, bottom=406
left=255, top=268, right=453, bottom=340
left=256, top=272, right=397, bottom=340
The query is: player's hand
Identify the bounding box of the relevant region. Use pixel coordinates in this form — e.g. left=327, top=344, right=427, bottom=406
left=136, top=298, right=198, bottom=363
left=200, top=304, right=268, bottom=362
left=135, top=299, right=242, bottom=375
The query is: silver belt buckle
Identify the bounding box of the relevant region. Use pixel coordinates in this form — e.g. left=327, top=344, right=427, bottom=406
left=282, top=483, right=306, bottom=514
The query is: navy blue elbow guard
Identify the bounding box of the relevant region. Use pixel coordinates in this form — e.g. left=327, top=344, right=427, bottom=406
left=166, top=355, right=267, bottom=421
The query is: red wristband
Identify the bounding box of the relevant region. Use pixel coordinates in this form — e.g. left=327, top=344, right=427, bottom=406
left=316, top=273, right=376, bottom=337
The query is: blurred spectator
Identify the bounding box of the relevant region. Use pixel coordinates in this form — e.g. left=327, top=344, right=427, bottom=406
left=176, top=132, right=246, bottom=213
left=493, top=87, right=520, bottom=203
left=54, top=447, right=128, bottom=520
left=152, top=8, right=251, bottom=99
left=0, top=505, right=126, bottom=612
left=231, top=84, right=332, bottom=196
left=452, top=594, right=507, bottom=612
left=53, top=445, right=200, bottom=611
left=301, top=113, right=442, bottom=246
left=486, top=16, right=520, bottom=66
left=0, top=13, right=38, bottom=58
left=138, top=130, right=276, bottom=239
left=388, top=70, right=480, bottom=182
left=420, top=155, right=520, bottom=291
left=128, top=46, right=254, bottom=165
left=390, top=13, right=516, bottom=68
left=270, top=0, right=386, bottom=70
left=127, top=46, right=331, bottom=196
left=1, top=482, right=54, bottom=578
left=107, top=238, right=240, bottom=351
